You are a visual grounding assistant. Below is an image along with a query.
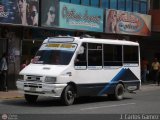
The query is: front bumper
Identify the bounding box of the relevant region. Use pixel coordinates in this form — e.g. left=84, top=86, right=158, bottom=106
left=16, top=80, right=67, bottom=98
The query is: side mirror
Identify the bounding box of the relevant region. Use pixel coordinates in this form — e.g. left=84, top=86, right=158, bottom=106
left=78, top=46, right=84, bottom=54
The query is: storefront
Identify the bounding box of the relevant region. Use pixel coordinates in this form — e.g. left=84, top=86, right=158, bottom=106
left=0, top=26, right=22, bottom=89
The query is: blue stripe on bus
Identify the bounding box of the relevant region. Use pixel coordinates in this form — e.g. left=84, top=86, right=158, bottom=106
left=98, top=68, right=127, bottom=96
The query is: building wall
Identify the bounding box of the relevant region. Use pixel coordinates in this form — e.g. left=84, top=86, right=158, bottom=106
left=0, top=26, right=21, bottom=89
left=149, top=10, right=160, bottom=32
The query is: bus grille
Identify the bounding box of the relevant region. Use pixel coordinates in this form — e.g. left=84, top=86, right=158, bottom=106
left=26, top=75, right=42, bottom=82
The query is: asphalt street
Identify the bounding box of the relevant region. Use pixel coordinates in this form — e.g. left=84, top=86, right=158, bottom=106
left=0, top=84, right=160, bottom=120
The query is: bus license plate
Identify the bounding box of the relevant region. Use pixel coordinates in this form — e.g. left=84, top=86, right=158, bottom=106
left=30, top=87, right=36, bottom=91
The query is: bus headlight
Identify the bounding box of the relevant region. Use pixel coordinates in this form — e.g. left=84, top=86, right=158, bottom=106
left=45, top=77, right=57, bottom=83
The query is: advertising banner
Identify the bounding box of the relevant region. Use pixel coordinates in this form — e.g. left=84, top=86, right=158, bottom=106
left=0, top=0, right=39, bottom=26
left=59, top=2, right=103, bottom=32
left=105, top=9, right=151, bottom=36
left=41, top=0, right=59, bottom=27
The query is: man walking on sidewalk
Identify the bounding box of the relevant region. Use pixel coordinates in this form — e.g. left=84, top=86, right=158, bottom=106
left=0, top=53, right=8, bottom=92
left=151, top=58, right=159, bottom=84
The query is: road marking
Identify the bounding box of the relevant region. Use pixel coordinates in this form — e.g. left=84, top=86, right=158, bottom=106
left=80, top=103, right=136, bottom=111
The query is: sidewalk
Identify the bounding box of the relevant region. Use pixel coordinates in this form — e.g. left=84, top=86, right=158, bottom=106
left=139, top=83, right=160, bottom=91
left=0, top=84, right=160, bottom=100
left=0, top=90, right=24, bottom=100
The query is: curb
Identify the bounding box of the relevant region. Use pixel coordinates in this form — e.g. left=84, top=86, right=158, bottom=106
left=0, top=91, right=24, bottom=100
left=0, top=96, right=24, bottom=100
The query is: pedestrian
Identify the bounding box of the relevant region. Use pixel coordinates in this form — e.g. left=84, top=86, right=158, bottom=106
left=141, top=57, right=148, bottom=83
left=157, top=66, right=160, bottom=86
left=0, top=53, right=8, bottom=92
left=21, top=59, right=29, bottom=70
left=151, top=58, right=159, bottom=84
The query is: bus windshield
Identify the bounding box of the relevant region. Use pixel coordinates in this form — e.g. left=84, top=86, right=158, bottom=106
left=32, top=43, right=77, bottom=65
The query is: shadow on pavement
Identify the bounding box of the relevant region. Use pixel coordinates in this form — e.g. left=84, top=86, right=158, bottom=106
left=1, top=96, right=132, bottom=107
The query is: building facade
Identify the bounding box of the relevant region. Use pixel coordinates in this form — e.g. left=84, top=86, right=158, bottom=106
left=0, top=0, right=151, bottom=89
left=147, top=0, right=160, bottom=60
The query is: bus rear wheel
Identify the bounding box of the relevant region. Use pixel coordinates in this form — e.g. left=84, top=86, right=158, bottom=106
left=24, top=94, right=38, bottom=103
left=61, top=85, right=75, bottom=106
left=108, top=84, right=124, bottom=100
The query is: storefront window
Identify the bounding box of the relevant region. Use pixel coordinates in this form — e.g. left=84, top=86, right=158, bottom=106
left=126, top=0, right=132, bottom=12
left=81, top=0, right=89, bottom=6
left=102, top=0, right=109, bottom=8
left=71, top=0, right=80, bottom=4
left=91, top=0, right=99, bottom=7
left=110, top=0, right=117, bottom=9
left=133, top=0, right=139, bottom=12
left=118, top=0, right=125, bottom=10
left=140, top=1, right=147, bottom=14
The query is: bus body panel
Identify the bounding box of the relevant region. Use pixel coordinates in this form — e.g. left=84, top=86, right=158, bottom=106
left=72, top=67, right=140, bottom=96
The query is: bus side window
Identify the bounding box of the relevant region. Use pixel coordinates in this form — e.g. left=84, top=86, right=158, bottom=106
left=88, top=43, right=102, bottom=67
left=88, top=50, right=102, bottom=66
left=103, top=44, right=122, bottom=66
left=123, top=45, right=139, bottom=64
left=74, top=43, right=87, bottom=69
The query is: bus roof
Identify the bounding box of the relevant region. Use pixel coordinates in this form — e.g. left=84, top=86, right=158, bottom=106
left=43, top=37, right=139, bottom=46
left=75, top=37, right=139, bottom=46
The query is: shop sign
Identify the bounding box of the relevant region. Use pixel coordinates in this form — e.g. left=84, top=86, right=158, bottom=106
left=0, top=5, right=9, bottom=18
left=41, top=0, right=59, bottom=27
left=0, top=1, right=15, bottom=24
left=59, top=2, right=103, bottom=32
left=0, top=0, right=39, bottom=26
left=105, top=9, right=151, bottom=36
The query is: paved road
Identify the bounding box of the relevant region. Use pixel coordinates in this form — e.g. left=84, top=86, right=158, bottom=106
left=0, top=84, right=160, bottom=120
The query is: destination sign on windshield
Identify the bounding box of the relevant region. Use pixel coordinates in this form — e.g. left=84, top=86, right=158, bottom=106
left=40, top=43, right=77, bottom=51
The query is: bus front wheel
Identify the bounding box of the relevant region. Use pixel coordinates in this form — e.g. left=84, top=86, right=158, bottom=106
left=61, top=85, right=75, bottom=106
left=108, top=84, right=124, bottom=100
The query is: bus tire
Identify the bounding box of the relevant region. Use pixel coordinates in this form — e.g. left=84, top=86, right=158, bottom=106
left=24, top=94, right=38, bottom=103
left=108, top=84, right=124, bottom=100
left=61, top=85, right=75, bottom=106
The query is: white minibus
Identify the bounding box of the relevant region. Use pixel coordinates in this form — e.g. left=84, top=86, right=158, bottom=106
left=16, top=36, right=140, bottom=105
